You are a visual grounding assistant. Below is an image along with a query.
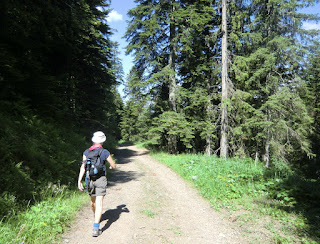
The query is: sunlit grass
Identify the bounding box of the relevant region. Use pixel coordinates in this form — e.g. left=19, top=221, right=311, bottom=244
left=0, top=189, right=87, bottom=244
left=151, top=152, right=265, bottom=203
left=151, top=152, right=320, bottom=243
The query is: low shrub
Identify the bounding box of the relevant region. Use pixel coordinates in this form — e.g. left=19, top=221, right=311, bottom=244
left=0, top=189, right=87, bottom=244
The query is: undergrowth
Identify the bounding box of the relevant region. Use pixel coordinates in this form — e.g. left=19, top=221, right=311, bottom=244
left=0, top=99, right=118, bottom=220
left=0, top=99, right=87, bottom=219
left=151, top=152, right=320, bottom=243
left=0, top=98, right=118, bottom=242
left=0, top=187, right=87, bottom=244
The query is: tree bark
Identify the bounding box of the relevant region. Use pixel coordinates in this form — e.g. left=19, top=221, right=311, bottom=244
left=255, top=151, right=259, bottom=166
left=167, top=0, right=177, bottom=154
left=263, top=139, right=270, bottom=168
left=169, top=0, right=176, bottom=112
left=263, top=109, right=271, bottom=168
left=206, top=79, right=213, bottom=155
left=205, top=134, right=212, bottom=156
left=220, top=0, right=228, bottom=158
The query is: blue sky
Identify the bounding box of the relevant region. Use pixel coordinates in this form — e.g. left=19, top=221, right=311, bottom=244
left=106, top=0, right=320, bottom=95
left=107, top=0, right=136, bottom=80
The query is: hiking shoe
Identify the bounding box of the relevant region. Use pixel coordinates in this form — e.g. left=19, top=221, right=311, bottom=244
left=92, top=228, right=101, bottom=237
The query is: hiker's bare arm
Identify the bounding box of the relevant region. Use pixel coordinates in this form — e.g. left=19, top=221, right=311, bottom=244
left=77, top=155, right=86, bottom=191
left=107, top=155, right=116, bottom=169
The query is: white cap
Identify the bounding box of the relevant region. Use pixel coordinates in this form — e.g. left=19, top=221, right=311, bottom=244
left=91, top=131, right=106, bottom=144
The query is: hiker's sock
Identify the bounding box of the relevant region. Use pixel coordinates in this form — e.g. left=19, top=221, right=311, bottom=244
left=93, top=223, right=100, bottom=230
left=92, top=223, right=101, bottom=237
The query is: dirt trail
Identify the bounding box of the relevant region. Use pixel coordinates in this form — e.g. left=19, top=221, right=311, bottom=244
left=63, top=145, right=248, bottom=244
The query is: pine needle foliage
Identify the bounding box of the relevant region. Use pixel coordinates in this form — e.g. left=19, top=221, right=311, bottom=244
left=123, top=0, right=320, bottom=169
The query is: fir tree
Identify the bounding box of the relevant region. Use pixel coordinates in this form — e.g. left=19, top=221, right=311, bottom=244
left=306, top=48, right=320, bottom=173
left=231, top=0, right=319, bottom=165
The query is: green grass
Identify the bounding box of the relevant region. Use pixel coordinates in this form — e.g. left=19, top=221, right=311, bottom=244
left=151, top=153, right=265, bottom=204
left=0, top=99, right=89, bottom=220
left=0, top=99, right=120, bottom=243
left=0, top=189, right=87, bottom=244
left=135, top=141, right=150, bottom=149
left=150, top=152, right=320, bottom=243
left=140, top=209, right=157, bottom=218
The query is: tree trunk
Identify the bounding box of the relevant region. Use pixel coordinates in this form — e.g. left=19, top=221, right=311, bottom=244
left=205, top=134, right=212, bottom=155
left=255, top=151, right=259, bottom=166
left=167, top=0, right=177, bottom=154
left=263, top=139, right=270, bottom=168
left=205, top=79, right=213, bottom=155
left=263, top=110, right=271, bottom=168
left=169, top=0, right=176, bottom=112
left=220, top=0, right=228, bottom=158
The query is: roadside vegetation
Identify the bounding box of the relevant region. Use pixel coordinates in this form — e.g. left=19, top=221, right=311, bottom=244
left=0, top=188, right=87, bottom=244
left=151, top=152, right=320, bottom=243
left=1, top=1, right=121, bottom=243
left=0, top=99, right=119, bottom=244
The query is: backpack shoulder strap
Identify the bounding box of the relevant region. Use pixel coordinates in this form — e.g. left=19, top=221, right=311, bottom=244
left=97, top=148, right=104, bottom=157
left=87, top=148, right=104, bottom=157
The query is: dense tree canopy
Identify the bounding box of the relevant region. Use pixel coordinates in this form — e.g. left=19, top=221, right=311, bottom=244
left=0, top=0, right=122, bottom=218
left=122, top=0, right=320, bottom=172
left=0, top=0, right=122, bottom=133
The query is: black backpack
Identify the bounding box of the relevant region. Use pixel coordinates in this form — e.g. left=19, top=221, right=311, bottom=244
left=85, top=148, right=105, bottom=178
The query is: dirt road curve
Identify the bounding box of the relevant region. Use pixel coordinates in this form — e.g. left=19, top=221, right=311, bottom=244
left=63, top=145, right=248, bottom=244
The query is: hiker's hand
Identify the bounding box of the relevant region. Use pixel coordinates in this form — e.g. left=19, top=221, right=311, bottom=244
left=107, top=155, right=116, bottom=169
left=78, top=181, right=84, bottom=191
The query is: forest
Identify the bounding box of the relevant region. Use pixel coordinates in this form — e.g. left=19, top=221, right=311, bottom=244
left=0, top=0, right=319, bottom=242
left=122, top=0, right=320, bottom=165
left=0, top=0, right=122, bottom=218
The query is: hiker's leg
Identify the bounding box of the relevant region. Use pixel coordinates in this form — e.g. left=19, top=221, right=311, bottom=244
left=90, top=196, right=96, bottom=214
left=94, top=195, right=104, bottom=223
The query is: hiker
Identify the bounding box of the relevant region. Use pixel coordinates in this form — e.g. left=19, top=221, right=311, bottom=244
left=77, top=131, right=116, bottom=237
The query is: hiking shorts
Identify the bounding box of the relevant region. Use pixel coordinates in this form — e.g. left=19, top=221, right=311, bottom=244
left=89, top=176, right=107, bottom=196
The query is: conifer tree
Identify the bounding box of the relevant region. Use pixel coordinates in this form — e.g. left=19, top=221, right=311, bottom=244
left=125, top=0, right=183, bottom=153
left=0, top=0, right=117, bottom=131
left=123, top=0, right=319, bottom=164
left=231, top=0, right=319, bottom=165
left=220, top=0, right=228, bottom=158
left=111, top=41, right=124, bottom=85
left=175, top=0, right=220, bottom=154
left=125, top=0, right=176, bottom=110
left=307, top=48, right=320, bottom=170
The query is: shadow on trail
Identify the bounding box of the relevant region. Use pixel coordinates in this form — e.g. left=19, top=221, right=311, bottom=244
left=114, top=147, right=149, bottom=164
left=107, top=146, right=145, bottom=187
left=101, top=204, right=129, bottom=232
left=107, top=170, right=144, bottom=187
